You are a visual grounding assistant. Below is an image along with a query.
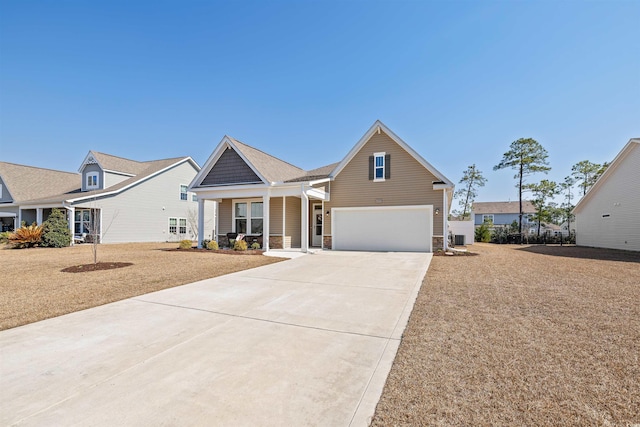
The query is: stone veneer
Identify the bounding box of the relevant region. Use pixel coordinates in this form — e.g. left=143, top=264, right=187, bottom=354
left=432, top=236, right=444, bottom=251
left=268, top=236, right=283, bottom=249
left=323, top=236, right=332, bottom=250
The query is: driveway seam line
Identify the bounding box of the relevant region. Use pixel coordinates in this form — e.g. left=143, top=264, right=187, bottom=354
left=132, top=298, right=396, bottom=341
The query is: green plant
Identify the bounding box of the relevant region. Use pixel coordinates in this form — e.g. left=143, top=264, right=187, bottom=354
left=41, top=208, right=72, bottom=248
left=475, top=223, right=491, bottom=243
left=202, top=239, right=211, bottom=249
left=179, top=239, right=192, bottom=249
left=9, top=223, right=43, bottom=248
left=207, top=240, right=219, bottom=250
left=229, top=239, right=235, bottom=247
left=250, top=242, right=261, bottom=250
left=0, top=231, right=10, bottom=244
left=233, top=239, right=248, bottom=251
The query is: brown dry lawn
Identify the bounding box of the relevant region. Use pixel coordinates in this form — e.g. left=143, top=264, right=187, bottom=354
left=0, top=242, right=284, bottom=330
left=372, top=243, right=640, bottom=426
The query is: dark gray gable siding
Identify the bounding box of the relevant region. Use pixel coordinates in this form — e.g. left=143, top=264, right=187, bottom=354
left=200, top=147, right=263, bottom=186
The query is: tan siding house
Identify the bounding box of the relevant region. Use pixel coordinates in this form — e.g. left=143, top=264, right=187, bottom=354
left=190, top=120, right=454, bottom=252
left=574, top=138, right=640, bottom=251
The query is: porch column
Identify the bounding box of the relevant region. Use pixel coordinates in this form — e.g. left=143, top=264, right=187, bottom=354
left=262, top=194, right=270, bottom=251
left=36, top=208, right=43, bottom=225
left=68, top=207, right=75, bottom=246
left=214, top=201, right=219, bottom=242
left=301, top=190, right=309, bottom=253
left=443, top=190, right=448, bottom=251
left=17, top=208, right=22, bottom=228
left=197, top=198, right=205, bottom=248
left=282, top=197, right=286, bottom=249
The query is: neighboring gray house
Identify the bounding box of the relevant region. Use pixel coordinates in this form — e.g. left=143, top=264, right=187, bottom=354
left=473, top=201, right=536, bottom=229
left=0, top=151, right=215, bottom=243
left=573, top=138, right=639, bottom=251
left=190, top=120, right=455, bottom=252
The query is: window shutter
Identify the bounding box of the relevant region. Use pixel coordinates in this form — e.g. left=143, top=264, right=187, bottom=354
left=368, top=156, right=374, bottom=180
left=385, top=154, right=391, bottom=179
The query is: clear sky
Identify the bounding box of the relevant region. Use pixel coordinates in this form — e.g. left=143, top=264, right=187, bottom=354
left=1, top=1, right=638, bottom=205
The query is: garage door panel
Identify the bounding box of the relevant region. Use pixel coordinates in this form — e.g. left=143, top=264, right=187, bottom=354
left=333, top=206, right=432, bottom=252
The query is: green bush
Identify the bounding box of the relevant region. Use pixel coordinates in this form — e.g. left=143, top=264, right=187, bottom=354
left=207, top=240, right=219, bottom=250
left=250, top=242, right=261, bottom=250
left=202, top=239, right=211, bottom=249
left=179, top=239, right=192, bottom=249
left=42, top=208, right=72, bottom=248
left=475, top=223, right=491, bottom=243
left=0, top=231, right=10, bottom=244
left=229, top=239, right=235, bottom=248
left=233, top=239, right=248, bottom=251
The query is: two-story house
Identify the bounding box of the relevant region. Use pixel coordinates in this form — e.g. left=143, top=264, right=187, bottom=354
left=0, top=151, right=214, bottom=243
left=473, top=201, right=536, bottom=231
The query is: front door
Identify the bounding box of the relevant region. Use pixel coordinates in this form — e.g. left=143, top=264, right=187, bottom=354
left=312, top=204, right=323, bottom=247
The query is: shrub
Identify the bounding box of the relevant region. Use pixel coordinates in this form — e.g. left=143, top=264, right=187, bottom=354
left=202, top=239, right=211, bottom=249
left=250, top=242, right=261, bottom=250
left=41, top=208, right=72, bottom=248
left=475, top=223, right=491, bottom=243
left=9, top=223, right=43, bottom=248
left=233, top=239, right=248, bottom=251
left=0, top=231, right=10, bottom=244
left=207, top=240, right=219, bottom=250
left=179, top=239, right=192, bottom=249
left=229, top=239, right=235, bottom=248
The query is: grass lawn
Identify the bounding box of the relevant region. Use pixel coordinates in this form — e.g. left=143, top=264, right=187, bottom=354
left=0, top=242, right=284, bottom=331
left=372, top=243, right=640, bottom=426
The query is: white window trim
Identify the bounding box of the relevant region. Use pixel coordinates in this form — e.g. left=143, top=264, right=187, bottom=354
left=86, top=172, right=99, bottom=190
left=373, top=152, right=385, bottom=182
left=168, top=217, right=187, bottom=235
left=232, top=198, right=264, bottom=234
left=0, top=183, right=3, bottom=198
left=180, top=184, right=188, bottom=201
left=482, top=214, right=494, bottom=223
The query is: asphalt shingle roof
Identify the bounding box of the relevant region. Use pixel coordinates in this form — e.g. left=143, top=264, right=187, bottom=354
left=0, top=162, right=80, bottom=203
left=472, top=201, right=536, bottom=215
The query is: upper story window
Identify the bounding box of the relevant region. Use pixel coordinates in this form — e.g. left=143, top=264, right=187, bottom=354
left=192, top=194, right=198, bottom=202
left=369, top=152, right=389, bottom=182
left=0, top=183, right=3, bottom=198
left=86, top=172, right=99, bottom=190
left=180, top=185, right=188, bottom=201
left=482, top=214, right=494, bottom=224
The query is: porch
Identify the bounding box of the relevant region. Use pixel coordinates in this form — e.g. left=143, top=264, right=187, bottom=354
left=195, top=182, right=329, bottom=252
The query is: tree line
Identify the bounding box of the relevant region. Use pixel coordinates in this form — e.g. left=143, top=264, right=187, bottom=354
left=453, top=138, right=609, bottom=238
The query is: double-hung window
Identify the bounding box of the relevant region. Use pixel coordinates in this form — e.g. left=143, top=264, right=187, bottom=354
left=179, top=218, right=187, bottom=234
left=233, top=199, right=263, bottom=234
left=482, top=214, right=494, bottom=224
left=169, top=218, right=178, bottom=234
left=180, top=185, right=188, bottom=201
left=86, top=172, right=99, bottom=190
left=374, top=153, right=385, bottom=181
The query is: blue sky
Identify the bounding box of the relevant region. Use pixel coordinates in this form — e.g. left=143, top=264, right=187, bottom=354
left=1, top=1, right=638, bottom=205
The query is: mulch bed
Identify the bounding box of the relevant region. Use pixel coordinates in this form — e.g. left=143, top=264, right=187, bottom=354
left=433, top=250, right=479, bottom=256
left=62, top=262, right=133, bottom=273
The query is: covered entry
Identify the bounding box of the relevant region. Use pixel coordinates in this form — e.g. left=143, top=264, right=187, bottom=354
left=332, top=205, right=432, bottom=252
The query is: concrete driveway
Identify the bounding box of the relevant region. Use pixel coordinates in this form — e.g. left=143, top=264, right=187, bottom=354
left=1, top=250, right=431, bottom=426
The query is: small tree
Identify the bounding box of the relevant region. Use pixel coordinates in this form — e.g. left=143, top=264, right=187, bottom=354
left=524, top=179, right=559, bottom=236
left=571, top=160, right=602, bottom=196
left=560, top=176, right=576, bottom=241
left=494, top=138, right=551, bottom=238
left=42, top=208, right=72, bottom=248
left=454, top=164, right=487, bottom=219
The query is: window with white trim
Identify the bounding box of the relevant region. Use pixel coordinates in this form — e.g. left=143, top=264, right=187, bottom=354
left=179, top=218, right=187, bottom=234
left=169, top=217, right=178, bottom=234
left=374, top=152, right=385, bottom=181
left=86, top=172, right=99, bottom=190
left=0, top=183, right=3, bottom=198
left=192, top=194, right=198, bottom=202
left=233, top=199, right=263, bottom=234
left=180, top=185, right=188, bottom=201
left=482, top=214, right=494, bottom=224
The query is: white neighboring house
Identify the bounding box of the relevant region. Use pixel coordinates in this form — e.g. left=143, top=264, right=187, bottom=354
left=0, top=151, right=215, bottom=243
left=573, top=138, right=640, bottom=251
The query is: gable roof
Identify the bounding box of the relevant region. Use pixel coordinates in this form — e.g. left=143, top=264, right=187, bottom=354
left=92, top=152, right=150, bottom=175
left=329, top=120, right=454, bottom=187
left=0, top=162, right=80, bottom=203
left=3, top=155, right=199, bottom=206
left=230, top=138, right=307, bottom=183
left=573, top=138, right=640, bottom=214
left=473, top=201, right=536, bottom=215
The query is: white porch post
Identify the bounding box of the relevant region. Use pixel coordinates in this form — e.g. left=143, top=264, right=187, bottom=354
left=36, top=208, right=43, bottom=225
left=301, top=188, right=309, bottom=253
left=214, top=201, right=219, bottom=242
left=197, top=198, right=205, bottom=248
left=68, top=207, right=75, bottom=246
left=17, top=208, right=22, bottom=228
left=262, top=194, right=270, bottom=251
left=282, top=196, right=286, bottom=249
left=321, top=200, right=325, bottom=249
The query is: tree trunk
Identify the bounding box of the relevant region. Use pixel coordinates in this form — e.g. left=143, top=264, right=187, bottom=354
left=518, top=162, right=523, bottom=239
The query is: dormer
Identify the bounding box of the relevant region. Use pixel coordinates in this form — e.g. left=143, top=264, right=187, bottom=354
left=78, top=151, right=138, bottom=192
left=79, top=152, right=104, bottom=192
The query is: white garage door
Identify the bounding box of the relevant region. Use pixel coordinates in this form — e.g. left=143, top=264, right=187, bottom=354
left=332, top=205, right=432, bottom=252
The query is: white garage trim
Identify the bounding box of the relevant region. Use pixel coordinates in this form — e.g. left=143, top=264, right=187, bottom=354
left=332, top=205, right=432, bottom=252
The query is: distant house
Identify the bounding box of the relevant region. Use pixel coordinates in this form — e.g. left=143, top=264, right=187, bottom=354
left=472, top=201, right=536, bottom=229
left=0, top=151, right=215, bottom=243
left=573, top=138, right=639, bottom=251
left=189, top=120, right=455, bottom=252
